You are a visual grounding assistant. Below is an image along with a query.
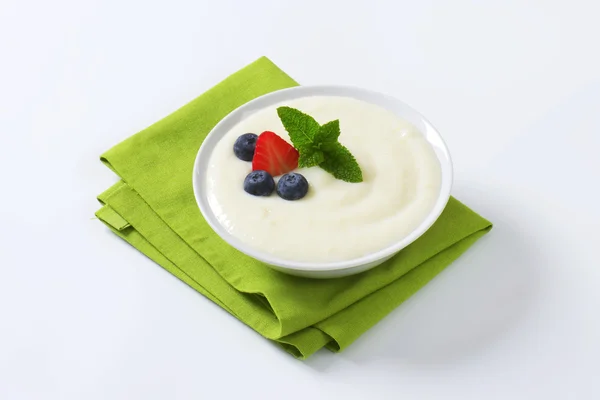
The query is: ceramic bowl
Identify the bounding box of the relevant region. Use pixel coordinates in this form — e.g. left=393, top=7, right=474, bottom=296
left=192, top=85, right=452, bottom=278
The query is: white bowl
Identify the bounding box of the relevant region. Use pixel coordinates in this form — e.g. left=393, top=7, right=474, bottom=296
left=192, top=85, right=452, bottom=279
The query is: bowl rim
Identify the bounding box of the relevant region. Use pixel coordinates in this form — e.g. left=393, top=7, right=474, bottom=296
left=192, top=85, right=453, bottom=272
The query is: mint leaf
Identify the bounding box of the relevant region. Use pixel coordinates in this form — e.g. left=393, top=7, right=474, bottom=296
left=276, top=106, right=364, bottom=184
left=320, top=143, right=363, bottom=183
left=276, top=106, right=320, bottom=148
left=314, top=119, right=340, bottom=143
left=299, top=148, right=325, bottom=168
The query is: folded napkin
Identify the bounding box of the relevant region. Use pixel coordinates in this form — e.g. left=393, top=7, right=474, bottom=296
left=96, top=56, right=492, bottom=359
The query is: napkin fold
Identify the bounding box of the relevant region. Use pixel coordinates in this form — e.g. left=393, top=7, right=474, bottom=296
left=96, top=56, right=492, bottom=359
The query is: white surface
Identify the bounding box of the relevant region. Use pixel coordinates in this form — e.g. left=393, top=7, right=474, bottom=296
left=195, top=86, right=451, bottom=277
left=1, top=0, right=599, bottom=398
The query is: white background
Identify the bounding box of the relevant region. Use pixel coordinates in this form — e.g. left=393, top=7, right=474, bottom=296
left=1, top=0, right=599, bottom=399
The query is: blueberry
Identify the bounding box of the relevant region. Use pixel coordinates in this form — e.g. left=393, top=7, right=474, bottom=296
left=244, top=170, right=275, bottom=196
left=276, top=172, right=309, bottom=201
left=233, top=133, right=258, bottom=161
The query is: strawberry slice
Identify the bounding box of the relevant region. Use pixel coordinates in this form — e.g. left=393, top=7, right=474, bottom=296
left=252, top=131, right=299, bottom=176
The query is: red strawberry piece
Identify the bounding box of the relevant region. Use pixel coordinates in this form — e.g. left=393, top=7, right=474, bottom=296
left=252, top=131, right=299, bottom=176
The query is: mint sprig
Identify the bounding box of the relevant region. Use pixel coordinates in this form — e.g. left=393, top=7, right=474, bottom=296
left=276, top=106, right=363, bottom=183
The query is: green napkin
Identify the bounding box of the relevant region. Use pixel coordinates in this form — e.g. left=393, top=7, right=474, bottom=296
left=96, top=56, right=492, bottom=359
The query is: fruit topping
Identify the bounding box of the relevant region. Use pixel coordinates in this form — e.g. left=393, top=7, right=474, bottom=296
left=252, top=131, right=299, bottom=176
left=276, top=172, right=309, bottom=201
left=243, top=170, right=275, bottom=196
left=233, top=133, right=258, bottom=161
